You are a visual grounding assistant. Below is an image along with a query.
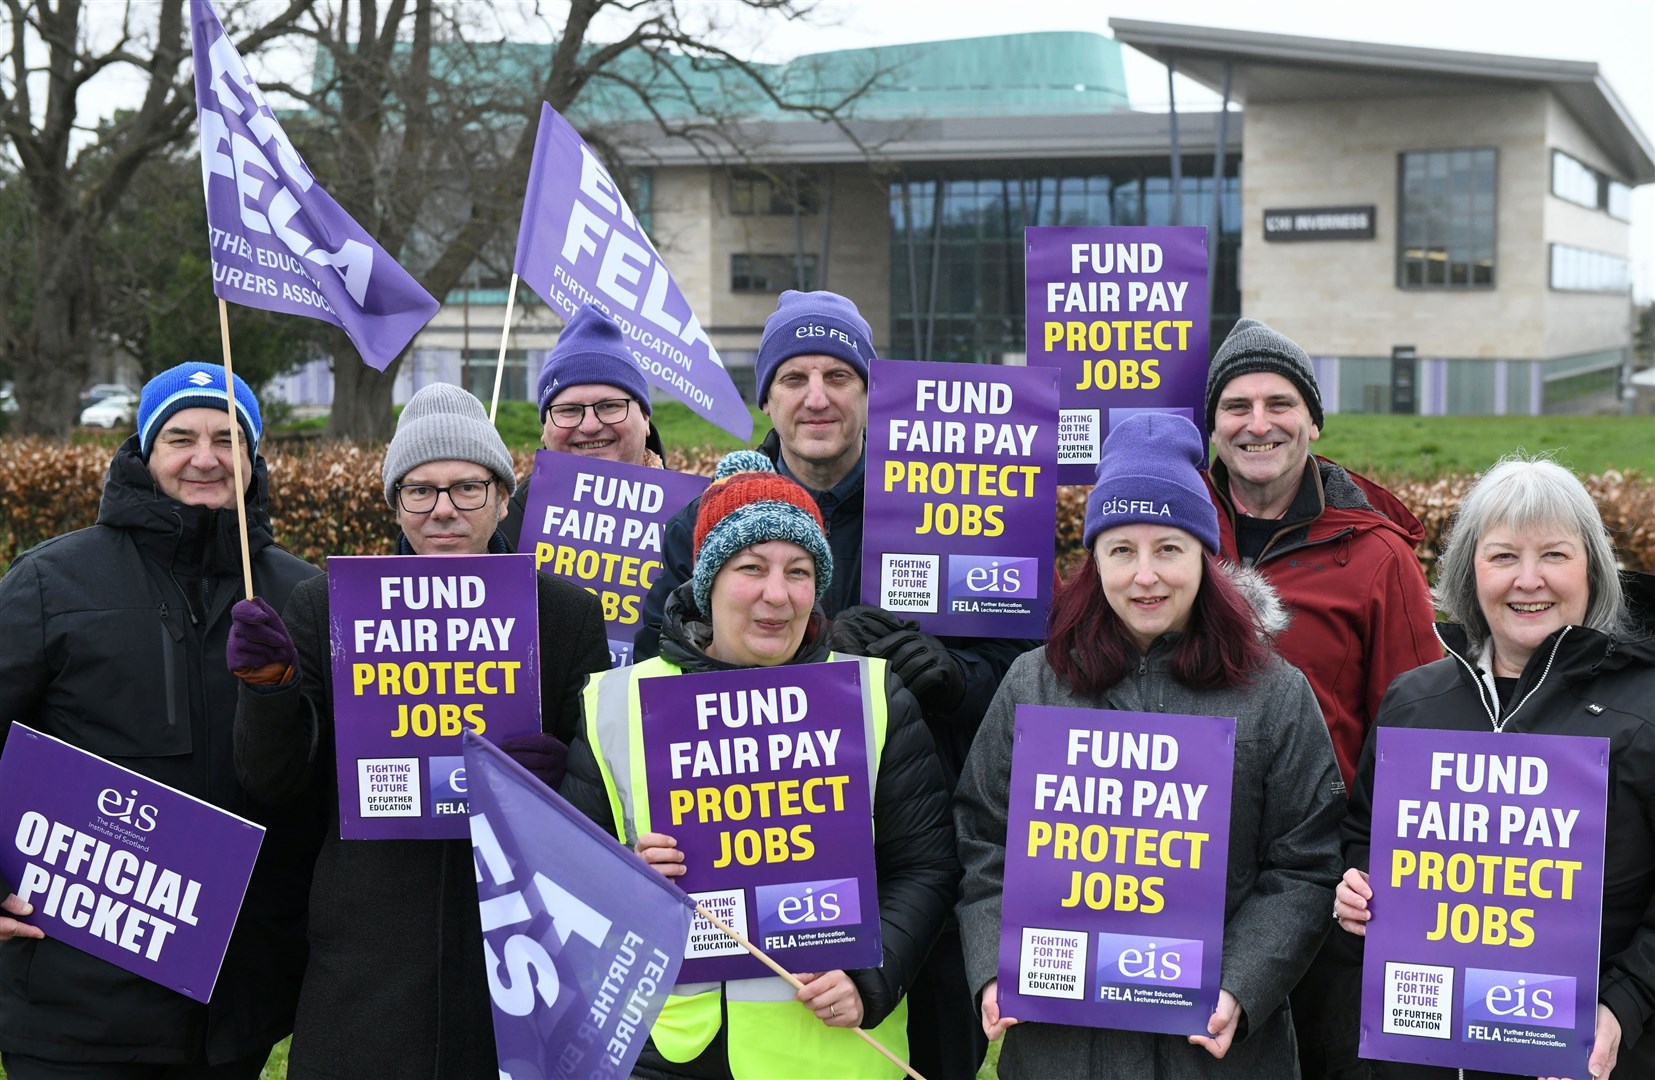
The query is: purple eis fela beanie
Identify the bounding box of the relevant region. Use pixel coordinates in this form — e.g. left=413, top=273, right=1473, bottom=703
left=537, top=304, right=652, bottom=421
left=753, top=290, right=875, bottom=405
left=1083, top=412, right=1220, bottom=553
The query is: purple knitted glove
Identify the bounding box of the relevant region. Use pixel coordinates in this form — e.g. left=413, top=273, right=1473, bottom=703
left=499, top=733, right=570, bottom=792
left=228, top=597, right=298, bottom=686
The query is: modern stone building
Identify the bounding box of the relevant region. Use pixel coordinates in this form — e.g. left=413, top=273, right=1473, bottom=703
left=275, top=20, right=1651, bottom=418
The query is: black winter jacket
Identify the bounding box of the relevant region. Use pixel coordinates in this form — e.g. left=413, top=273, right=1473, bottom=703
left=633, top=431, right=1035, bottom=791
left=562, top=583, right=961, bottom=1080
left=234, top=540, right=608, bottom=1080
left=1344, top=572, right=1655, bottom=1080
left=0, top=437, right=320, bottom=1064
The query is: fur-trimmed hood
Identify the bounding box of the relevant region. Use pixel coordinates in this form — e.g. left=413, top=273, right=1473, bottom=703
left=1223, top=560, right=1292, bottom=637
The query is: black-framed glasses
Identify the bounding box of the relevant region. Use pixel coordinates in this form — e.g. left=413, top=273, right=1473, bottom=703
left=395, top=478, right=495, bottom=514
left=546, top=398, right=631, bottom=428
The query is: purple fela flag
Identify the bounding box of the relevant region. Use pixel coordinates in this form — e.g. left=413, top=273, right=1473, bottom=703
left=998, top=706, right=1235, bottom=1035
left=1024, top=226, right=1210, bottom=484
left=191, top=0, right=439, bottom=369
left=514, top=103, right=752, bottom=440
left=1360, top=727, right=1607, bottom=1076
left=328, top=554, right=543, bottom=840
left=638, top=660, right=880, bottom=983
left=0, top=725, right=265, bottom=1003
left=861, top=358, right=1059, bottom=638
left=464, top=732, right=694, bottom=1080
left=517, top=453, right=709, bottom=667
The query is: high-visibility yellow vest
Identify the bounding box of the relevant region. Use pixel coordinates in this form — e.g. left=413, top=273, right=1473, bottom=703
left=583, top=652, right=908, bottom=1079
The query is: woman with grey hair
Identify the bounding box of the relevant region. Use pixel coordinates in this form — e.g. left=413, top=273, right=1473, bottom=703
left=1334, top=455, right=1655, bottom=1080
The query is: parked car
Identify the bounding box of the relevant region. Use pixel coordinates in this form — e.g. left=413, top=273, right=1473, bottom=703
left=79, top=392, right=137, bottom=429
left=79, top=382, right=137, bottom=410
left=0, top=383, right=16, bottom=415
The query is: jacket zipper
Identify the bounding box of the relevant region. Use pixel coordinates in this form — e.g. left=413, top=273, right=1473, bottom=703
left=1438, top=625, right=1570, bottom=732
left=158, top=603, right=184, bottom=728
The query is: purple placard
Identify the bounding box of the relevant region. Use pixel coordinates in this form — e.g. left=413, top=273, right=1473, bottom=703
left=0, top=725, right=264, bottom=1003
left=861, top=358, right=1059, bottom=638
left=998, top=706, right=1234, bottom=1034
left=1024, top=226, right=1210, bottom=484
left=639, top=661, right=879, bottom=982
left=1360, top=727, right=1607, bottom=1075
left=514, top=103, right=752, bottom=440
left=329, top=554, right=542, bottom=840
left=190, top=0, right=438, bottom=370
left=518, top=453, right=709, bottom=667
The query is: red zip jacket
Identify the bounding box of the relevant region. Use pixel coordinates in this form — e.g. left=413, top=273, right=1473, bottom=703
left=1206, top=456, right=1441, bottom=791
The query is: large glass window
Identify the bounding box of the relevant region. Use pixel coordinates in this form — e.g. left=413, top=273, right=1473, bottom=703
left=1397, top=148, right=1497, bottom=289
left=1551, top=149, right=1631, bottom=221
left=729, top=170, right=819, bottom=216
left=887, top=160, right=1241, bottom=362
left=731, top=253, right=817, bottom=293
left=1548, top=244, right=1629, bottom=293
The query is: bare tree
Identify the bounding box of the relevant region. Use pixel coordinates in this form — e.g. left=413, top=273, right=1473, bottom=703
left=0, top=0, right=311, bottom=434
left=280, top=0, right=881, bottom=440
left=0, top=0, right=880, bottom=438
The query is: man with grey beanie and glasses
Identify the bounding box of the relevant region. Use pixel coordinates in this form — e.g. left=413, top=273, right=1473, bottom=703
left=1202, top=318, right=1439, bottom=1080
left=223, top=382, right=608, bottom=1079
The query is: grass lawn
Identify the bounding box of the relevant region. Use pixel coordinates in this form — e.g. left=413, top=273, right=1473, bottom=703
left=276, top=405, right=1648, bottom=477
left=1307, top=413, right=1653, bottom=479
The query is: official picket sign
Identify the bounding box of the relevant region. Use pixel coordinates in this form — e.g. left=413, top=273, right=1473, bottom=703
left=519, top=453, right=708, bottom=667
left=329, top=554, right=542, bottom=840
left=998, top=706, right=1234, bottom=1034
left=861, top=358, right=1059, bottom=637
left=0, top=725, right=264, bottom=1002
left=639, top=661, right=879, bottom=982
left=1359, top=727, right=1607, bottom=1076
left=514, top=103, right=751, bottom=440
left=464, top=733, right=693, bottom=1080
left=1024, top=226, right=1210, bottom=484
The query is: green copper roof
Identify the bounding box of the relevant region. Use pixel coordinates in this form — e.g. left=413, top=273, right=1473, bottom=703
left=312, top=32, right=1129, bottom=126
left=569, top=32, right=1129, bottom=123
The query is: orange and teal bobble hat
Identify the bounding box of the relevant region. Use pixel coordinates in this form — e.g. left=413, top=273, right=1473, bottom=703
left=691, top=450, right=833, bottom=618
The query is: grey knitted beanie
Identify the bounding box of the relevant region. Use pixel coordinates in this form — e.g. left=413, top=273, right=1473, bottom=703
left=382, top=383, right=517, bottom=506
left=1204, top=318, right=1324, bottom=432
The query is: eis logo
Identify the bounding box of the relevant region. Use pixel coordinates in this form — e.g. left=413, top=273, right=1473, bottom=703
left=1094, top=932, right=1204, bottom=1000
left=946, top=555, right=1038, bottom=612
left=97, top=788, right=159, bottom=833
left=754, top=877, right=861, bottom=949
left=1462, top=968, right=1575, bottom=1040
left=427, top=757, right=468, bottom=817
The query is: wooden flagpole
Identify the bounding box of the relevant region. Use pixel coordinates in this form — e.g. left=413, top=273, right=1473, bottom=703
left=488, top=273, right=521, bottom=423
left=694, top=901, right=927, bottom=1080
left=215, top=298, right=255, bottom=600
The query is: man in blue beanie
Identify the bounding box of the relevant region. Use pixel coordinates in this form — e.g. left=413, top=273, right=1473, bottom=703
left=501, top=302, right=663, bottom=549
left=0, top=361, right=321, bottom=1078
left=637, top=289, right=1029, bottom=1079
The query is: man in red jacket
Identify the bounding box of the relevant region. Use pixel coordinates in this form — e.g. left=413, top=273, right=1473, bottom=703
left=1203, top=318, right=1440, bottom=1080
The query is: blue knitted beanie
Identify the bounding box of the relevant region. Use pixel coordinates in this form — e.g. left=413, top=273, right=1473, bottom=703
left=691, top=450, right=833, bottom=618
left=537, top=304, right=652, bottom=420
left=1083, top=413, right=1220, bottom=553
left=136, top=362, right=262, bottom=460
left=753, top=290, right=874, bottom=406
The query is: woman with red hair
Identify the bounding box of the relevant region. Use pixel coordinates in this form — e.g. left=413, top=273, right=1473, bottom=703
left=955, top=412, right=1344, bottom=1078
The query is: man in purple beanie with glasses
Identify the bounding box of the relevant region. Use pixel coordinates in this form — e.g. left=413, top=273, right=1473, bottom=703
left=501, top=302, right=665, bottom=549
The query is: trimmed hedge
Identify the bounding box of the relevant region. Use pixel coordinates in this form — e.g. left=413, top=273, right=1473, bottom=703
left=2, top=437, right=1651, bottom=578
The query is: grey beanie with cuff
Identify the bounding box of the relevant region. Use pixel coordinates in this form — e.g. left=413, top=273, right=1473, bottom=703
left=382, top=383, right=517, bottom=506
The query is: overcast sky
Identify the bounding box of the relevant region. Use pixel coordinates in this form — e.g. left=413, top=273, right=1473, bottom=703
left=731, top=0, right=1655, bottom=300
